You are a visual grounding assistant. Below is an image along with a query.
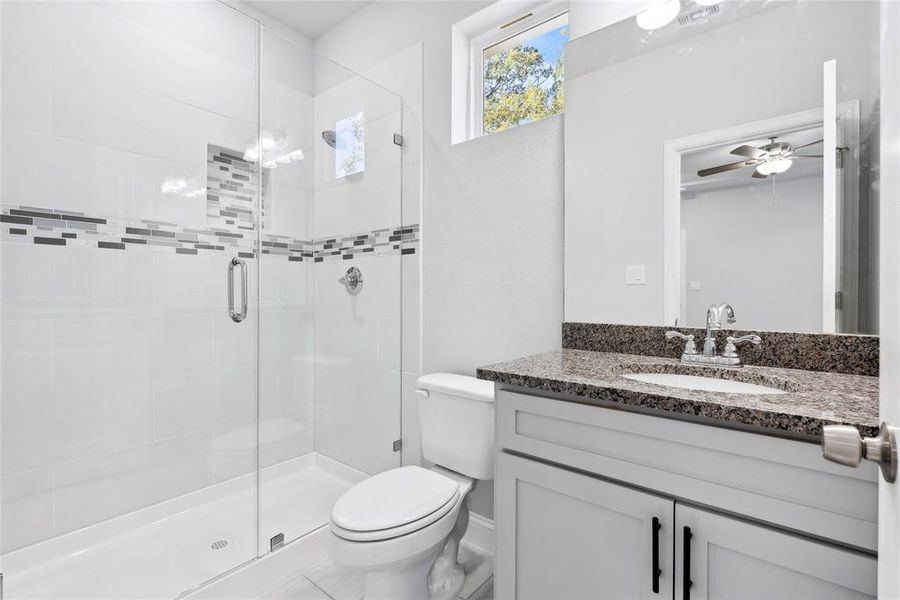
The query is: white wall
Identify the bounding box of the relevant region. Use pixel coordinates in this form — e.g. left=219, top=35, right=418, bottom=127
left=681, top=175, right=823, bottom=332
left=315, top=1, right=565, bottom=519
left=564, top=1, right=880, bottom=326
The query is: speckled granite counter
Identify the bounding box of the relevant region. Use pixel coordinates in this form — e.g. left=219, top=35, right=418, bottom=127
left=476, top=349, right=879, bottom=439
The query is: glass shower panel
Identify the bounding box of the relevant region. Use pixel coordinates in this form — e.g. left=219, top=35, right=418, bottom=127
left=258, top=28, right=403, bottom=551
left=0, top=1, right=260, bottom=597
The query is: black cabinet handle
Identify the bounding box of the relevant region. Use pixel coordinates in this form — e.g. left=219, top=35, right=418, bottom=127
left=683, top=526, right=693, bottom=600
left=651, top=517, right=661, bottom=593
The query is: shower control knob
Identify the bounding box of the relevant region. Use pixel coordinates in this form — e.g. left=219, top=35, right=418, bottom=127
left=339, top=266, right=363, bottom=296
left=823, top=422, right=898, bottom=483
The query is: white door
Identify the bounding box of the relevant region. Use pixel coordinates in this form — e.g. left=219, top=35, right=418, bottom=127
left=675, top=504, right=876, bottom=600
left=879, top=0, right=900, bottom=597
left=494, top=452, right=674, bottom=600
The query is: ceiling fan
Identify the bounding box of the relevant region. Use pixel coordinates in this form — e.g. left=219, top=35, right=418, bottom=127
left=697, top=136, right=824, bottom=179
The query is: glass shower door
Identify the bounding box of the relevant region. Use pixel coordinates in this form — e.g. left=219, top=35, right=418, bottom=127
left=0, top=1, right=260, bottom=597
left=256, top=27, right=404, bottom=552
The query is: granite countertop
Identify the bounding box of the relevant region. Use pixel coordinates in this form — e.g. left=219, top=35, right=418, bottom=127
left=476, top=349, right=880, bottom=439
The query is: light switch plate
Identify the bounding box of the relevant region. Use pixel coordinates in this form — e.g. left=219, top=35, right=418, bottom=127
left=625, top=265, right=646, bottom=285
left=689, top=281, right=701, bottom=291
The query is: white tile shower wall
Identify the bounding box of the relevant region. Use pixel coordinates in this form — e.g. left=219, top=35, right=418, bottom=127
left=316, top=3, right=565, bottom=521
left=0, top=0, right=275, bottom=553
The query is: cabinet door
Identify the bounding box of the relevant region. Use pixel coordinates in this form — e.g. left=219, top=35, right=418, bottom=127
left=495, top=452, right=674, bottom=600
left=675, top=504, right=876, bottom=600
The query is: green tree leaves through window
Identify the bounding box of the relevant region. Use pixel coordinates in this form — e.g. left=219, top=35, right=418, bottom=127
left=483, top=23, right=567, bottom=134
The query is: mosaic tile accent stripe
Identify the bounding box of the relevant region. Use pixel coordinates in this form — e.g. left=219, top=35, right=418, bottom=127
left=1, top=205, right=417, bottom=262
left=206, top=144, right=263, bottom=231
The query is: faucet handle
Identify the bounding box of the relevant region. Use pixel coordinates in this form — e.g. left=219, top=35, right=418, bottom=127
left=723, top=334, right=762, bottom=358
left=665, top=331, right=697, bottom=355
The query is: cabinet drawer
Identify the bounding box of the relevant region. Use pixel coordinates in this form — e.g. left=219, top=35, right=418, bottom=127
left=496, top=389, right=878, bottom=551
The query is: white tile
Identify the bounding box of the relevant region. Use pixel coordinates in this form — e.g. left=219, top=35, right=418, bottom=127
left=53, top=430, right=216, bottom=536
left=458, top=543, right=495, bottom=599
left=1, top=47, right=52, bottom=132
left=1, top=318, right=52, bottom=396
left=53, top=317, right=152, bottom=389
left=1, top=244, right=155, bottom=319
left=211, top=420, right=256, bottom=482
left=1, top=466, right=54, bottom=552
left=304, top=557, right=365, bottom=600
left=156, top=34, right=256, bottom=123
left=152, top=252, right=220, bottom=315
left=2, top=384, right=152, bottom=474
left=258, top=575, right=331, bottom=600
left=150, top=314, right=214, bottom=379
left=152, top=367, right=253, bottom=440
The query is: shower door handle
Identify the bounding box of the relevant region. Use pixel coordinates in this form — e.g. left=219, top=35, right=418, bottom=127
left=228, top=257, right=248, bottom=323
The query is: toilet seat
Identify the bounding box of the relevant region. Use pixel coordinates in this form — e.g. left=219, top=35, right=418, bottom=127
left=330, top=466, right=461, bottom=542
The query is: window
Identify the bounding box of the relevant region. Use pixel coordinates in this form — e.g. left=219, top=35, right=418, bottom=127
left=474, top=7, right=568, bottom=136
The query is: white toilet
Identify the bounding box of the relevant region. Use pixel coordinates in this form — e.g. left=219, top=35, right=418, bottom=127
left=326, top=373, right=495, bottom=600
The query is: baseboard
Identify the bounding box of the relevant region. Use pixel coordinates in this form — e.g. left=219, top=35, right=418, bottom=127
left=464, top=512, right=495, bottom=555
left=183, top=526, right=328, bottom=600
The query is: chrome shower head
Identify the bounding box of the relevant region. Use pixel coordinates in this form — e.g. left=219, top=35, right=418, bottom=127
left=322, top=130, right=336, bottom=148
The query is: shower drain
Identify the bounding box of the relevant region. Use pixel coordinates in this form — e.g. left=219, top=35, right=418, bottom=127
left=210, top=539, right=229, bottom=551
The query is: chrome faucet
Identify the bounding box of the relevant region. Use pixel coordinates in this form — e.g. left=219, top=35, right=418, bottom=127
left=665, top=302, right=761, bottom=367
left=703, top=302, right=736, bottom=357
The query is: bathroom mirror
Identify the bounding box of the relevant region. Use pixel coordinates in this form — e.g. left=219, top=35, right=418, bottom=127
left=564, top=0, right=880, bottom=334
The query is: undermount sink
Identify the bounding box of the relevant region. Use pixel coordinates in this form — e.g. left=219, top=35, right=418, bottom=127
left=621, top=373, right=787, bottom=395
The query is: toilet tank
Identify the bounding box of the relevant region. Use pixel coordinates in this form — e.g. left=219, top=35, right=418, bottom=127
left=416, top=373, right=495, bottom=480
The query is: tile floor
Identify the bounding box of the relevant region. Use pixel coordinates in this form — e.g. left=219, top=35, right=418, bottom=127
left=257, top=541, right=494, bottom=600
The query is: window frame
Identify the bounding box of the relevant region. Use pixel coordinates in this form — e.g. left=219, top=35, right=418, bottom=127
left=469, top=2, right=568, bottom=138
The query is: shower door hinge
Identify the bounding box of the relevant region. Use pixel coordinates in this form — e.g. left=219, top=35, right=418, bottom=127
left=836, top=146, right=848, bottom=169
left=393, top=439, right=402, bottom=452
left=835, top=290, right=843, bottom=310
left=270, top=533, right=285, bottom=552
left=393, top=133, right=404, bottom=147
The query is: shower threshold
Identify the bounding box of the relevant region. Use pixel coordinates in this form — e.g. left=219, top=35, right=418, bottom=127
left=2, top=453, right=365, bottom=600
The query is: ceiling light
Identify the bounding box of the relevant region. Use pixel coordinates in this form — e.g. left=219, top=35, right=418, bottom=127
left=636, top=0, right=681, bottom=30
left=756, top=158, right=793, bottom=176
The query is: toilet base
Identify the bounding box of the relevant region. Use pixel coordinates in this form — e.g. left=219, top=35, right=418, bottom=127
left=362, top=547, right=443, bottom=600
left=428, top=499, right=469, bottom=600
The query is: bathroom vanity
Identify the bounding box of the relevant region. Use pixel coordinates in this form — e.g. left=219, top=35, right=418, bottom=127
left=479, top=334, right=880, bottom=599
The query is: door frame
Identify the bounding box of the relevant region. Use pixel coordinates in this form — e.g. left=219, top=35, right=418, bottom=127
left=662, top=103, right=859, bottom=330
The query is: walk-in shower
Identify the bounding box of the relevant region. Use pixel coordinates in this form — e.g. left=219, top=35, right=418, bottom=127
left=0, top=2, right=410, bottom=597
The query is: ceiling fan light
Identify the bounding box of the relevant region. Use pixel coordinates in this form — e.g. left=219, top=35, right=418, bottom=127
left=756, top=158, right=793, bottom=176
left=636, top=0, right=681, bottom=30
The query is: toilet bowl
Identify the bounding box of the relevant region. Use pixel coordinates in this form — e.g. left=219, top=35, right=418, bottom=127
left=326, top=373, right=495, bottom=600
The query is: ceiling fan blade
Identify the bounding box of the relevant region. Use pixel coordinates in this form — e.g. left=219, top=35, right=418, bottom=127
left=792, top=139, right=824, bottom=151
left=731, top=145, right=767, bottom=159
left=697, top=160, right=754, bottom=177
left=792, top=154, right=823, bottom=158
left=751, top=170, right=768, bottom=179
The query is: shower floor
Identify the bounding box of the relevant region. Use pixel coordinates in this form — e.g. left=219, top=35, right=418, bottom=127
left=3, top=453, right=365, bottom=600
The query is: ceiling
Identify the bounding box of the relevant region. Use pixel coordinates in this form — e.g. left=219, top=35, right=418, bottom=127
left=247, top=1, right=371, bottom=40
left=681, top=126, right=825, bottom=192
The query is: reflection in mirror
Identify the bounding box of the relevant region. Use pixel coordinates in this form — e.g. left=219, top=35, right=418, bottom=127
left=564, top=0, right=879, bottom=334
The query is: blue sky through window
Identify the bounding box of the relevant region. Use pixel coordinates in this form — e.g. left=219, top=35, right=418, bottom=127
left=528, top=23, right=568, bottom=67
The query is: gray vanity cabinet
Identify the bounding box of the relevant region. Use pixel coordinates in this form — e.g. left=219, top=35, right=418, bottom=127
left=675, top=505, right=876, bottom=600
left=495, top=452, right=675, bottom=600
left=494, top=389, right=879, bottom=600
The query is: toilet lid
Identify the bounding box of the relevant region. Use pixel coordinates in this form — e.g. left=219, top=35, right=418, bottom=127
left=331, top=466, right=460, bottom=532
